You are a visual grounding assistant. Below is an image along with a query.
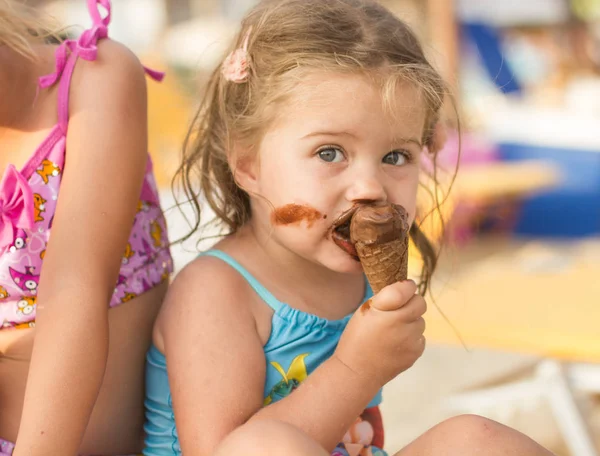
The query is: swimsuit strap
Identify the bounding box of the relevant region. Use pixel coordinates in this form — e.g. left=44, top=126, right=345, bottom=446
left=199, top=250, right=284, bottom=312
left=38, top=0, right=165, bottom=133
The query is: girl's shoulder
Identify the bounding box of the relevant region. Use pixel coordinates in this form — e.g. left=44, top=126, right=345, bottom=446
left=69, top=39, right=148, bottom=112
left=58, top=39, right=150, bottom=166
left=156, top=252, right=268, bottom=342
left=171, top=252, right=258, bottom=300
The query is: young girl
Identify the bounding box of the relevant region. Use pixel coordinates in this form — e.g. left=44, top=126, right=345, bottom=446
left=0, top=0, right=172, bottom=454
left=144, top=1, right=554, bottom=455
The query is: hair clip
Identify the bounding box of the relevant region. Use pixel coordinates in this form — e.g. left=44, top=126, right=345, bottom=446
left=222, top=26, right=253, bottom=83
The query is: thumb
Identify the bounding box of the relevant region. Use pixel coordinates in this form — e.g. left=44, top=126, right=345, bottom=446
left=369, top=280, right=417, bottom=312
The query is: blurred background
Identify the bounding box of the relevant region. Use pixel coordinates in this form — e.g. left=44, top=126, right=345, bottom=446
left=34, top=0, right=600, bottom=454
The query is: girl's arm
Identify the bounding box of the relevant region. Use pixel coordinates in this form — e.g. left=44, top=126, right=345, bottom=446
left=165, top=258, right=423, bottom=454
left=13, top=41, right=149, bottom=456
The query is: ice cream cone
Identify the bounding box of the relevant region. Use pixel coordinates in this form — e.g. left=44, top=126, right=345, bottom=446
left=350, top=203, right=409, bottom=294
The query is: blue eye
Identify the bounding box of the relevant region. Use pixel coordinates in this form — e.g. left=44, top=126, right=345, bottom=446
left=317, top=147, right=344, bottom=163
left=383, top=150, right=409, bottom=166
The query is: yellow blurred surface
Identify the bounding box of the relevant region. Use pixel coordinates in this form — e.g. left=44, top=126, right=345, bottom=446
left=145, top=58, right=194, bottom=188
left=453, top=160, right=561, bottom=203
left=427, top=238, right=600, bottom=363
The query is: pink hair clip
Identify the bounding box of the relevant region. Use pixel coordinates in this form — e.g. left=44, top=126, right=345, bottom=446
left=222, top=27, right=253, bottom=83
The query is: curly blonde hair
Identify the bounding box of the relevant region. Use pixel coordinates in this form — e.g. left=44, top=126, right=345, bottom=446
left=175, top=0, right=458, bottom=294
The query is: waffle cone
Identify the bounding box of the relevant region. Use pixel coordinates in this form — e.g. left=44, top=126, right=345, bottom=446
left=355, top=235, right=409, bottom=294
left=350, top=203, right=409, bottom=294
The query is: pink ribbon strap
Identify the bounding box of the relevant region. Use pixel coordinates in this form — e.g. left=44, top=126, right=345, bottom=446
left=38, top=0, right=164, bottom=89
left=0, top=166, right=35, bottom=248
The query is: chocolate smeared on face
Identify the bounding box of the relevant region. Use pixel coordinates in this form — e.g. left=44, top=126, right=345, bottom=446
left=272, top=204, right=325, bottom=227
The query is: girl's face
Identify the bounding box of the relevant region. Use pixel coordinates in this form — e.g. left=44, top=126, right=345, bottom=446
left=240, top=72, right=426, bottom=274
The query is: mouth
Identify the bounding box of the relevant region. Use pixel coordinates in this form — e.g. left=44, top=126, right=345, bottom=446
left=330, top=205, right=359, bottom=260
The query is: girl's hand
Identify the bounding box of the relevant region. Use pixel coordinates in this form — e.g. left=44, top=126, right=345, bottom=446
left=334, top=280, right=426, bottom=389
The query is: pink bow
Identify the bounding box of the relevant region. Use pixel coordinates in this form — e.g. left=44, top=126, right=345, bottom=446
left=0, top=166, right=35, bottom=249
left=222, top=27, right=253, bottom=83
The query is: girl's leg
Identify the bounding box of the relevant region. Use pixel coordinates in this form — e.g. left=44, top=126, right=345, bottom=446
left=394, top=414, right=556, bottom=456
left=212, top=419, right=329, bottom=456
left=212, top=414, right=555, bottom=456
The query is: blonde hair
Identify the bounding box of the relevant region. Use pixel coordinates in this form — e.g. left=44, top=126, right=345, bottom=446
left=176, top=0, right=458, bottom=294
left=0, top=0, right=58, bottom=59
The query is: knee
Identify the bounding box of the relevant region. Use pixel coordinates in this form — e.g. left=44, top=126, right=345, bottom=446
left=212, top=419, right=328, bottom=456
left=423, top=414, right=553, bottom=455
left=431, top=414, right=505, bottom=447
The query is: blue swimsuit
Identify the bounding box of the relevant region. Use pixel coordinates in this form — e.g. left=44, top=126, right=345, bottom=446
left=143, top=250, right=387, bottom=456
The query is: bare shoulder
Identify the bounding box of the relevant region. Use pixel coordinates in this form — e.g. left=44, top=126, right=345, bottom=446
left=63, top=39, right=151, bottom=168
left=154, top=255, right=262, bottom=350
left=69, top=39, right=148, bottom=114
left=165, top=254, right=257, bottom=308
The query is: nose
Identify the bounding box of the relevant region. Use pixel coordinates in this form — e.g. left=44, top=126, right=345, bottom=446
left=345, top=170, right=387, bottom=204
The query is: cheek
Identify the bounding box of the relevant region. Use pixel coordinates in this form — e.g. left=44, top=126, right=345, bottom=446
left=258, top=161, right=328, bottom=209
left=406, top=179, right=420, bottom=221
left=255, top=164, right=290, bottom=204
left=389, top=170, right=420, bottom=222
left=256, top=149, right=301, bottom=197
left=402, top=201, right=418, bottom=227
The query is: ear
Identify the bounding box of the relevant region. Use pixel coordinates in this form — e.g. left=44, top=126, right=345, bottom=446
left=228, top=143, right=260, bottom=195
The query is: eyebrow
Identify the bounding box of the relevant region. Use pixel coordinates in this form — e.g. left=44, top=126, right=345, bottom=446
left=399, top=138, right=423, bottom=148
left=301, top=130, right=358, bottom=140
left=302, top=131, right=423, bottom=148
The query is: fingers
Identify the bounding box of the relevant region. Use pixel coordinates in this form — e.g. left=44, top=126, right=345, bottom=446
left=370, top=282, right=426, bottom=323
left=407, top=317, right=426, bottom=344
left=370, top=280, right=417, bottom=312
left=416, top=333, right=427, bottom=358
left=402, top=295, right=427, bottom=322
left=399, top=318, right=427, bottom=367
left=411, top=318, right=427, bottom=356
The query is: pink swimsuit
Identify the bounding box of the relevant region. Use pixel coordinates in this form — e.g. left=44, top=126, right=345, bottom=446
left=0, top=0, right=173, bottom=332
left=0, top=1, right=172, bottom=453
